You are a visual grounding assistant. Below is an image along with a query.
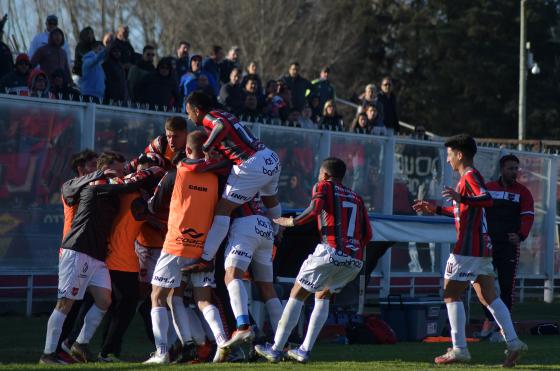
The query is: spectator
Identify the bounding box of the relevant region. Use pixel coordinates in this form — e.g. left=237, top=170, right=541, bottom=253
left=194, top=73, right=217, bottom=104
left=113, top=25, right=136, bottom=72
left=241, top=60, right=262, bottom=94
left=239, top=94, right=262, bottom=121
left=30, top=28, right=72, bottom=84
left=241, top=76, right=264, bottom=110
left=378, top=76, right=399, bottom=135
left=0, top=53, right=30, bottom=95
left=202, top=45, right=223, bottom=92
left=103, top=42, right=128, bottom=102
left=266, top=84, right=290, bottom=121
left=281, top=62, right=312, bottom=110
left=28, top=15, right=71, bottom=62
left=357, top=83, right=384, bottom=126
left=219, top=45, right=241, bottom=84
left=136, top=57, right=178, bottom=111
left=364, top=104, right=385, bottom=135
left=80, top=41, right=106, bottom=100
left=218, top=67, right=244, bottom=113
left=102, top=32, right=114, bottom=47
left=179, top=54, right=217, bottom=103
left=174, top=41, right=190, bottom=83
left=27, top=69, right=52, bottom=98
left=411, top=125, right=428, bottom=140
left=309, top=66, right=335, bottom=110
left=350, top=112, right=370, bottom=134
left=287, top=108, right=301, bottom=126
left=308, top=94, right=322, bottom=123
left=128, top=45, right=156, bottom=101
left=50, top=68, right=80, bottom=100
left=0, top=14, right=13, bottom=80
left=298, top=106, right=317, bottom=129
left=318, top=99, right=343, bottom=130
left=73, top=27, right=96, bottom=78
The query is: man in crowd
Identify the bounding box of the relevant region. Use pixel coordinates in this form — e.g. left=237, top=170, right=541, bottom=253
left=80, top=41, right=106, bottom=101
left=113, top=25, right=136, bottom=74
left=309, top=66, right=335, bottom=110
left=219, top=46, right=241, bottom=84
left=175, top=41, right=191, bottom=84
left=28, top=15, right=71, bottom=61
left=281, top=62, right=312, bottom=111
left=219, top=67, right=243, bottom=113
left=202, top=45, right=224, bottom=94
left=128, top=45, right=156, bottom=101
left=0, top=53, right=31, bottom=95
left=378, top=76, right=399, bottom=135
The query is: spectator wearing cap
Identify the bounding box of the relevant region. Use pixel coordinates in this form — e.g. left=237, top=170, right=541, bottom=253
left=80, top=41, right=106, bottom=100
left=103, top=42, right=128, bottom=102
left=202, top=45, right=223, bottom=92
left=308, top=66, right=335, bottom=110
left=179, top=54, right=217, bottom=103
left=28, top=15, right=71, bottom=62
left=318, top=99, right=343, bottom=130
left=378, top=76, right=399, bottom=135
left=128, top=45, right=156, bottom=101
left=174, top=41, right=190, bottom=84
left=281, top=62, right=312, bottom=111
left=136, top=57, right=178, bottom=111
left=219, top=45, right=241, bottom=84
left=0, top=54, right=31, bottom=95
left=219, top=67, right=244, bottom=113
left=27, top=69, right=52, bottom=98
left=30, top=28, right=72, bottom=84
left=50, top=68, right=80, bottom=100
left=357, top=83, right=384, bottom=127
left=114, top=25, right=136, bottom=73
left=241, top=60, right=263, bottom=95
left=0, top=14, right=13, bottom=80
left=72, top=26, right=96, bottom=78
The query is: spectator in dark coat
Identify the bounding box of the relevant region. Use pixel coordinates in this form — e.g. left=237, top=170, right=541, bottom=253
left=281, top=62, right=312, bottom=110
left=202, top=45, right=223, bottom=92
left=73, top=27, right=96, bottom=78
left=174, top=41, right=190, bottom=84
left=349, top=112, right=371, bottom=134
left=30, top=28, right=71, bottom=84
left=219, top=67, right=244, bottom=113
left=308, top=94, right=322, bottom=123
left=128, top=45, right=155, bottom=101
left=241, top=61, right=262, bottom=95
left=219, top=46, right=241, bottom=84
left=50, top=68, right=80, bottom=100
left=309, top=66, right=335, bottom=110
left=136, top=57, right=178, bottom=111
left=0, top=14, right=13, bottom=80
left=378, top=76, right=399, bottom=135
left=318, top=99, right=343, bottom=130
left=241, top=76, right=265, bottom=111
left=239, top=94, right=262, bottom=121
left=357, top=83, right=384, bottom=127
left=103, top=43, right=128, bottom=102
left=0, top=53, right=30, bottom=95
left=113, top=25, right=136, bottom=72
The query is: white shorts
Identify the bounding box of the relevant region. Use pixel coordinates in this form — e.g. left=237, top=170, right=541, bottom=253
left=444, top=254, right=495, bottom=282
left=57, top=249, right=111, bottom=300
left=135, top=241, right=162, bottom=283
left=151, top=251, right=198, bottom=288
left=182, top=270, right=216, bottom=288
left=296, top=244, right=363, bottom=293
left=223, top=148, right=281, bottom=204
left=224, top=215, right=274, bottom=282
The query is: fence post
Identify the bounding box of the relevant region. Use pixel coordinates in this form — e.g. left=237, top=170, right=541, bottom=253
left=26, top=275, right=33, bottom=317
left=379, top=136, right=396, bottom=298
left=81, top=103, right=96, bottom=150
left=544, top=156, right=557, bottom=303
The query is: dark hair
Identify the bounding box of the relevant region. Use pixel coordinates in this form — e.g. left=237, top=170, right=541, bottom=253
left=230, top=67, right=242, bottom=75
left=70, top=149, right=98, bottom=175
left=92, top=41, right=104, bottom=48
left=178, top=41, right=190, bottom=48
left=321, top=157, right=346, bottom=179
left=321, top=66, right=330, bottom=73
left=444, top=133, right=477, bottom=159
left=211, top=45, right=222, bottom=55
left=143, top=45, right=155, bottom=53
left=499, top=154, right=520, bottom=168
left=164, top=116, right=187, bottom=131
left=97, top=151, right=125, bottom=170
left=290, top=62, right=300, bottom=68
left=190, top=54, right=202, bottom=62
left=186, top=91, right=214, bottom=112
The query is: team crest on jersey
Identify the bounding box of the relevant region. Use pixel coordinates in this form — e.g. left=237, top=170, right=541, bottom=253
left=446, top=261, right=454, bottom=274
left=72, top=287, right=79, bottom=296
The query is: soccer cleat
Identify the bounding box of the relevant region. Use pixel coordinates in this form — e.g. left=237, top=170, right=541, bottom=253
left=221, top=328, right=255, bottom=348
left=56, top=350, right=76, bottom=364
left=97, top=353, right=122, bottom=362
left=503, top=339, right=528, bottom=368
left=143, top=351, right=170, bottom=364
left=181, top=259, right=214, bottom=273
left=60, top=339, right=73, bottom=355
left=254, top=343, right=282, bottom=363
left=70, top=342, right=96, bottom=363
left=39, top=353, right=68, bottom=364
left=287, top=347, right=310, bottom=363
left=227, top=345, right=247, bottom=362
left=174, top=342, right=198, bottom=364
left=213, top=345, right=231, bottom=363
left=434, top=347, right=471, bottom=364
left=197, top=342, right=213, bottom=362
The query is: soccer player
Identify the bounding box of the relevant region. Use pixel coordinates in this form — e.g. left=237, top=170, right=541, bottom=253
left=144, top=131, right=227, bottom=364
left=412, top=134, right=527, bottom=367
left=183, top=91, right=282, bottom=272
left=479, top=154, right=534, bottom=339
left=255, top=157, right=372, bottom=363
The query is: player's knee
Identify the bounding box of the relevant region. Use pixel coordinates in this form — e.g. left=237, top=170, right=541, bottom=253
left=55, top=298, right=74, bottom=314
left=224, top=266, right=243, bottom=284
left=197, top=300, right=211, bottom=311
left=255, top=281, right=276, bottom=301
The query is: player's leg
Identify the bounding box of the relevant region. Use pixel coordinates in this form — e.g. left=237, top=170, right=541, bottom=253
left=193, top=284, right=228, bottom=362
left=41, top=298, right=75, bottom=364
left=252, top=238, right=282, bottom=333
left=168, top=280, right=197, bottom=363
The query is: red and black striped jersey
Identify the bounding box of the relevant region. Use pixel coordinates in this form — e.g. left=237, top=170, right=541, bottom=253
left=201, top=109, right=264, bottom=165
left=232, top=196, right=265, bottom=219
left=294, top=180, right=372, bottom=260
left=438, top=167, right=493, bottom=257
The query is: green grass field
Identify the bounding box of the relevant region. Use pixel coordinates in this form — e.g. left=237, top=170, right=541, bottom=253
left=1, top=303, right=559, bottom=370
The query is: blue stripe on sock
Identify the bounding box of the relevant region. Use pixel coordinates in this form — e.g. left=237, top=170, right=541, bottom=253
left=236, top=315, right=250, bottom=328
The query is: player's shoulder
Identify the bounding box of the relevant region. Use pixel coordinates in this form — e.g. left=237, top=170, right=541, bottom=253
left=464, top=167, right=486, bottom=184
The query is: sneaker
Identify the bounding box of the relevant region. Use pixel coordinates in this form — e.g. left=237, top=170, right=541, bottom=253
left=227, top=345, right=246, bottom=362
left=197, top=342, right=213, bottom=362
left=97, top=353, right=122, bottom=362
left=221, top=328, right=255, bottom=348
left=503, top=339, right=528, bottom=368
left=287, top=347, right=310, bottom=363
left=143, top=351, right=170, bottom=364
left=60, top=339, right=73, bottom=355
left=39, top=353, right=68, bottom=364
left=213, top=345, right=230, bottom=363
left=254, top=343, right=282, bottom=363
left=175, top=342, right=198, bottom=364
left=181, top=259, right=214, bottom=273
left=57, top=350, right=76, bottom=364
left=70, top=342, right=96, bottom=363
left=434, top=347, right=471, bottom=364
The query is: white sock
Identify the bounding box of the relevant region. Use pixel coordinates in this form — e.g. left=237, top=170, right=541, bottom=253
left=201, top=215, right=230, bottom=261
left=227, top=279, right=249, bottom=328
left=202, top=305, right=227, bottom=346
left=44, top=309, right=67, bottom=354
left=487, top=298, right=518, bottom=342
left=272, top=298, right=303, bottom=352
left=186, top=306, right=205, bottom=345
left=170, top=296, right=193, bottom=345
left=151, top=306, right=169, bottom=355
left=265, top=298, right=283, bottom=332
left=446, top=301, right=467, bottom=349
left=167, top=309, right=178, bottom=346
left=265, top=204, right=282, bottom=234
left=76, top=304, right=106, bottom=344
left=301, top=298, right=329, bottom=352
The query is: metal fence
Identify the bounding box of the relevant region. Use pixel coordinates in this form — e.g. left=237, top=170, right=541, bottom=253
left=0, top=94, right=558, bottom=315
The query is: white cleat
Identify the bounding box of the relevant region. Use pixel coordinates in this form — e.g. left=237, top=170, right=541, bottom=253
left=143, top=351, right=170, bottom=364
left=213, top=346, right=230, bottom=363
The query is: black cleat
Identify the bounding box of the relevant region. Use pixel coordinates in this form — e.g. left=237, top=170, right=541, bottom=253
left=70, top=342, right=96, bottom=363
left=39, top=352, right=68, bottom=364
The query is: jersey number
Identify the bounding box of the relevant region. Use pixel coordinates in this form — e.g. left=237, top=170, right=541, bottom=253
left=342, top=201, right=357, bottom=237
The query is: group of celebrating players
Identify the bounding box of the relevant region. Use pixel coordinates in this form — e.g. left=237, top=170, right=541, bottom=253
left=39, top=90, right=527, bottom=367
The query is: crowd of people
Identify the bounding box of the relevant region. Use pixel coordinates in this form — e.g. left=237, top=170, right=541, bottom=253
left=0, top=15, right=402, bottom=136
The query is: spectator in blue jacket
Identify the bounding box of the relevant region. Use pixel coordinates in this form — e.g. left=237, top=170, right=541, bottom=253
left=180, top=54, right=218, bottom=103
left=202, top=45, right=223, bottom=91
left=79, top=41, right=106, bottom=100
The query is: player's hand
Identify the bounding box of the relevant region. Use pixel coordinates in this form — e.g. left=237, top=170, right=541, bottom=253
left=442, top=186, right=461, bottom=203
left=412, top=200, right=436, bottom=215
left=273, top=217, right=295, bottom=227
left=507, top=233, right=521, bottom=246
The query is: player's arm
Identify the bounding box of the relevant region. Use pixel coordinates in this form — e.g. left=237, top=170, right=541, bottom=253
left=518, top=186, right=535, bottom=241
left=202, top=117, right=228, bottom=153
left=435, top=206, right=454, bottom=217
left=274, top=183, right=325, bottom=227
left=61, top=170, right=105, bottom=206
left=443, top=173, right=492, bottom=208
left=193, top=157, right=232, bottom=176
left=148, top=170, right=176, bottom=216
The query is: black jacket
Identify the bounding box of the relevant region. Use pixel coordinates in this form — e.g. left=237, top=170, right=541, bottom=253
left=378, top=92, right=399, bottom=132
left=103, top=51, right=128, bottom=101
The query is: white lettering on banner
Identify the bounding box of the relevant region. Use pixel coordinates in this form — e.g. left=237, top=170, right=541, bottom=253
left=489, top=190, right=520, bottom=203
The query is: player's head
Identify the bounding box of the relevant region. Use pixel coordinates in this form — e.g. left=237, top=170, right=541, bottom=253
left=499, top=154, right=520, bottom=185
left=164, top=116, right=188, bottom=153
left=444, top=133, right=477, bottom=171
left=185, top=91, right=214, bottom=126
left=319, top=157, right=346, bottom=182
left=70, top=149, right=98, bottom=176
left=137, top=152, right=164, bottom=170
left=186, top=130, right=208, bottom=160
left=97, top=151, right=126, bottom=177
